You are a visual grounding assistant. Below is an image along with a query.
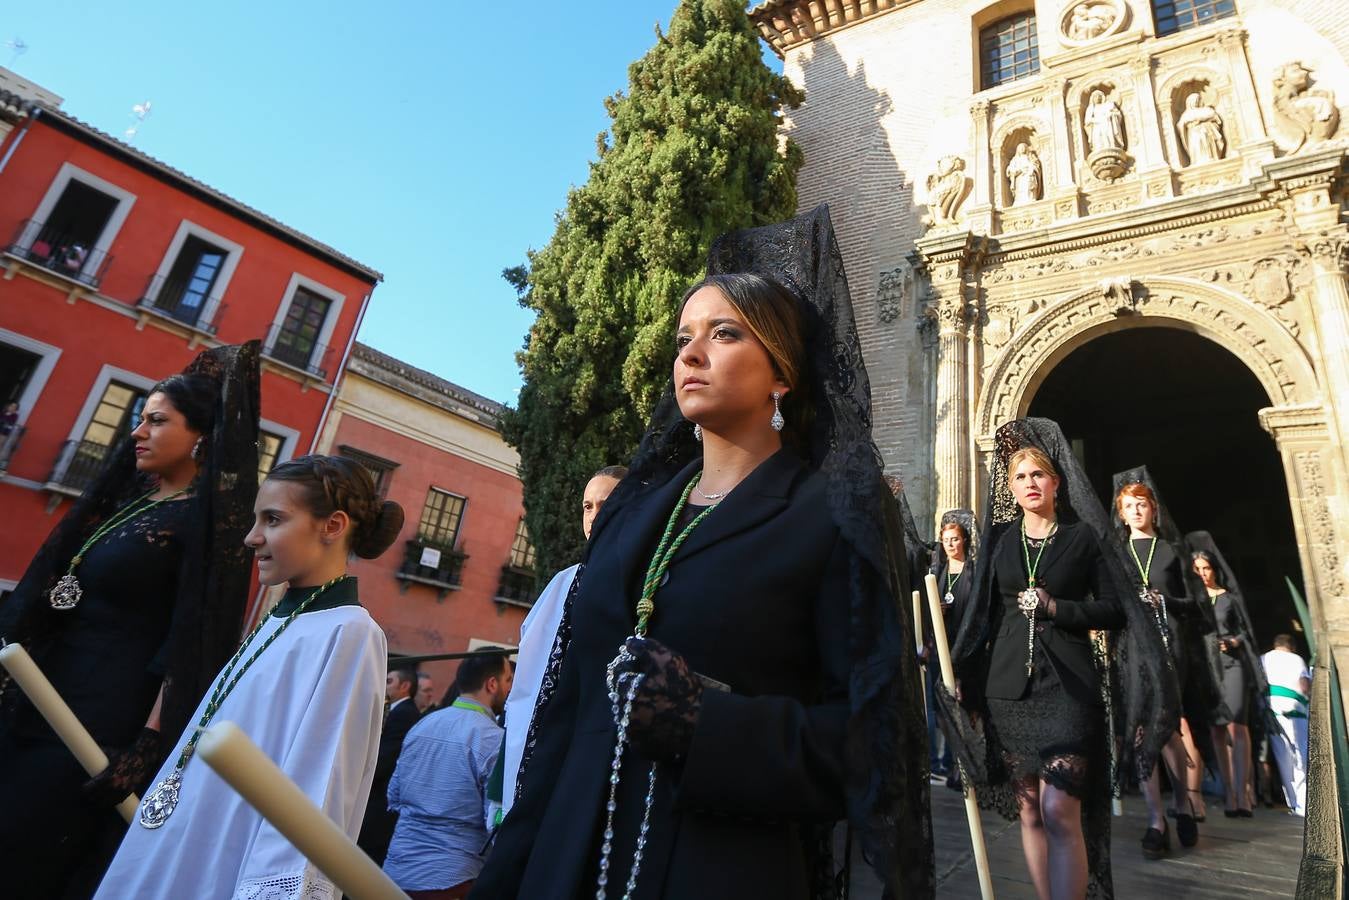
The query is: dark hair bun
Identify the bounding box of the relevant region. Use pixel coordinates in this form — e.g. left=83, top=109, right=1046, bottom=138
left=353, top=500, right=404, bottom=559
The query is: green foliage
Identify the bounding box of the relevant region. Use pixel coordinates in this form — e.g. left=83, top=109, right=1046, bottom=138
left=502, top=0, right=803, bottom=576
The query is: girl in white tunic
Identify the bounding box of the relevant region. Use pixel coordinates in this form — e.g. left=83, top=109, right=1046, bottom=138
left=95, top=455, right=404, bottom=900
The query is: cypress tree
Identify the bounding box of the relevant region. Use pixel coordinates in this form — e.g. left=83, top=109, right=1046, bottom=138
left=502, top=0, right=803, bottom=577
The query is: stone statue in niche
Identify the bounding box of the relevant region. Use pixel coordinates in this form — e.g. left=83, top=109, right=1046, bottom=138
left=1084, top=89, right=1129, bottom=181
left=1085, top=90, right=1126, bottom=152
left=1271, top=62, right=1340, bottom=153
left=1006, top=143, right=1043, bottom=205
left=924, top=156, right=968, bottom=227
left=1176, top=93, right=1225, bottom=165
left=1065, top=2, right=1116, bottom=41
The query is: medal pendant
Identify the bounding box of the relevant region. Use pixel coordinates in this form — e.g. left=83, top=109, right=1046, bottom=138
left=1018, top=588, right=1039, bottom=617
left=49, top=574, right=83, bottom=611
left=943, top=592, right=955, bottom=606
left=139, top=771, right=183, bottom=829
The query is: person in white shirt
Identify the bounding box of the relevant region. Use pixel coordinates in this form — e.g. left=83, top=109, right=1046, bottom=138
left=499, top=465, right=626, bottom=815
left=1261, top=633, right=1311, bottom=816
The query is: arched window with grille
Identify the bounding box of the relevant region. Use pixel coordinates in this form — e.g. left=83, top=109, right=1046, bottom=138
left=980, top=11, right=1041, bottom=90
left=1152, top=0, right=1235, bottom=36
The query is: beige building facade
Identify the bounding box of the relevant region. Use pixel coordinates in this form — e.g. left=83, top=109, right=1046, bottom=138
left=751, top=1, right=1349, bottom=661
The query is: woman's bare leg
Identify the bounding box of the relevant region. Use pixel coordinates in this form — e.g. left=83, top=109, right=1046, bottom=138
left=1176, top=716, right=1206, bottom=818
left=1213, top=724, right=1236, bottom=810
left=1230, top=723, right=1251, bottom=812
left=1016, top=776, right=1051, bottom=900
left=1040, top=780, right=1088, bottom=900
left=1140, top=767, right=1167, bottom=830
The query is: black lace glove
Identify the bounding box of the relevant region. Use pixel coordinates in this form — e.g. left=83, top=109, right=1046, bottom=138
left=83, top=727, right=165, bottom=807
left=1033, top=587, right=1057, bottom=620
left=618, top=636, right=703, bottom=762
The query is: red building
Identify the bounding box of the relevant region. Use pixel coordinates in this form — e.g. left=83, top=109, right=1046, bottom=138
left=313, top=343, right=533, bottom=696
left=0, top=70, right=382, bottom=601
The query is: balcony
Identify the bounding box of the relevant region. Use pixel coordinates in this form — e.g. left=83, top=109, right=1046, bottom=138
left=494, top=564, right=539, bottom=608
left=137, top=275, right=223, bottom=334
left=395, top=539, right=469, bottom=600
left=0, top=425, right=24, bottom=474
left=263, top=323, right=333, bottom=380
left=45, top=439, right=113, bottom=496
left=5, top=219, right=113, bottom=290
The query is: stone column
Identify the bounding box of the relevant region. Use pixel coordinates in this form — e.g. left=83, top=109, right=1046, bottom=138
left=916, top=230, right=983, bottom=529
left=1302, top=233, right=1349, bottom=453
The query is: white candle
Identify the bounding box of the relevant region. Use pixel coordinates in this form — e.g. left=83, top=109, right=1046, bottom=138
left=911, top=590, right=925, bottom=656
left=197, top=722, right=409, bottom=900
left=0, top=643, right=138, bottom=823
left=924, top=573, right=995, bottom=900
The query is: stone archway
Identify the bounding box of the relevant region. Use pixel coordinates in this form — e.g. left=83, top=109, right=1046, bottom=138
left=968, top=275, right=1346, bottom=640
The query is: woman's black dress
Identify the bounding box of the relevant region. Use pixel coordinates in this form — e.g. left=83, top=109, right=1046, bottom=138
left=929, top=556, right=972, bottom=656
left=0, top=499, right=193, bottom=898
left=1211, top=591, right=1251, bottom=725
left=983, top=521, right=1125, bottom=795
left=1126, top=537, right=1196, bottom=699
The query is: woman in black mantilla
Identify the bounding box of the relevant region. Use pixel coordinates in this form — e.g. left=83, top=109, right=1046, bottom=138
left=927, top=509, right=975, bottom=788
left=471, top=207, right=933, bottom=900
left=1187, top=531, right=1270, bottom=818
left=1111, top=468, right=1218, bottom=857
left=941, top=418, right=1176, bottom=900
left=0, top=343, right=260, bottom=899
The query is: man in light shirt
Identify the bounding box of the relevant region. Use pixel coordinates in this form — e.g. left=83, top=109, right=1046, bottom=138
left=499, top=465, right=626, bottom=815
left=383, top=650, right=513, bottom=898
left=1261, top=633, right=1311, bottom=816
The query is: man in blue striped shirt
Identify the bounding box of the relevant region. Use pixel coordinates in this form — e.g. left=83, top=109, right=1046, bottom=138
left=383, top=650, right=513, bottom=899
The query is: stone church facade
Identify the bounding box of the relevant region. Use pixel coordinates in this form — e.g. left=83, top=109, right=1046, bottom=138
left=750, top=1, right=1349, bottom=659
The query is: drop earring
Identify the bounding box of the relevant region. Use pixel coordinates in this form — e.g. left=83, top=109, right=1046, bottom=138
left=693, top=423, right=703, bottom=442
left=770, top=392, right=784, bottom=432
left=191, top=438, right=204, bottom=460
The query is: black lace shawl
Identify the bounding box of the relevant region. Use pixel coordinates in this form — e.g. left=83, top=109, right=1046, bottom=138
left=1183, top=530, right=1277, bottom=739
left=531, top=205, right=934, bottom=898
left=941, top=418, right=1178, bottom=899
left=1111, top=467, right=1227, bottom=757
left=0, top=342, right=261, bottom=745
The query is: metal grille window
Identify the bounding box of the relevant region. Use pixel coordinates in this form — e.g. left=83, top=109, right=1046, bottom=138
left=156, top=236, right=227, bottom=326
left=418, top=488, right=466, bottom=549
left=980, top=12, right=1040, bottom=90
left=1152, top=0, right=1235, bottom=36
left=509, top=518, right=536, bottom=570
left=272, top=287, right=331, bottom=369
left=81, top=381, right=148, bottom=450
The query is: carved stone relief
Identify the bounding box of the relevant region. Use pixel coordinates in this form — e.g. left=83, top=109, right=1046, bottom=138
left=876, top=266, right=911, bottom=323
left=1271, top=62, right=1341, bottom=154
left=1059, top=0, right=1126, bottom=46
left=1200, top=253, right=1310, bottom=337
left=1294, top=450, right=1349, bottom=597
left=924, top=156, right=969, bottom=228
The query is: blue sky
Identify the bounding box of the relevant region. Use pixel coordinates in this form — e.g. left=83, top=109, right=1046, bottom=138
left=5, top=1, right=778, bottom=404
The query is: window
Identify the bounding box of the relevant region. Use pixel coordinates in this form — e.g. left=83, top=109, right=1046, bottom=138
left=980, top=12, right=1040, bottom=90
left=258, top=431, right=284, bottom=483
left=14, top=180, right=118, bottom=285
left=1152, top=0, right=1235, bottom=36
left=508, top=519, right=536, bottom=570
left=153, top=235, right=228, bottom=327
left=338, top=445, right=398, bottom=498
left=0, top=343, right=41, bottom=411
left=271, top=286, right=331, bottom=372
left=418, top=488, right=466, bottom=549
left=57, top=380, right=148, bottom=491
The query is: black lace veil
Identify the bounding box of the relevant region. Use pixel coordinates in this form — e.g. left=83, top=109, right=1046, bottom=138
left=938, top=508, right=978, bottom=564
left=0, top=342, right=261, bottom=744
left=598, top=204, right=934, bottom=897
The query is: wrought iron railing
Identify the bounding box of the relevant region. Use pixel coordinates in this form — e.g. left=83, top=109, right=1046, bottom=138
left=47, top=438, right=113, bottom=494
left=262, top=323, right=332, bottom=379
left=5, top=219, right=113, bottom=289
left=138, top=274, right=223, bottom=332
left=495, top=564, right=538, bottom=606
left=0, top=424, right=24, bottom=472
left=395, top=539, right=468, bottom=594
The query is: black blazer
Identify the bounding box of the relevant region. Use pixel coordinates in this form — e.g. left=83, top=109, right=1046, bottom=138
left=984, top=520, right=1124, bottom=706
left=471, top=449, right=851, bottom=900
left=356, top=697, right=421, bottom=862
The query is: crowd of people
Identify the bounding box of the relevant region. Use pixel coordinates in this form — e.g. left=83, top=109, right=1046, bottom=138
left=0, top=206, right=1314, bottom=900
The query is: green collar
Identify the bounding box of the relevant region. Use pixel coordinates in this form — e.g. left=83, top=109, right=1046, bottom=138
left=271, top=577, right=361, bottom=618
left=452, top=697, right=496, bottom=721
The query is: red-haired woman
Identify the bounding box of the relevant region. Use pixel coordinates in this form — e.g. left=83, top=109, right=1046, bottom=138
left=1113, top=471, right=1207, bottom=857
